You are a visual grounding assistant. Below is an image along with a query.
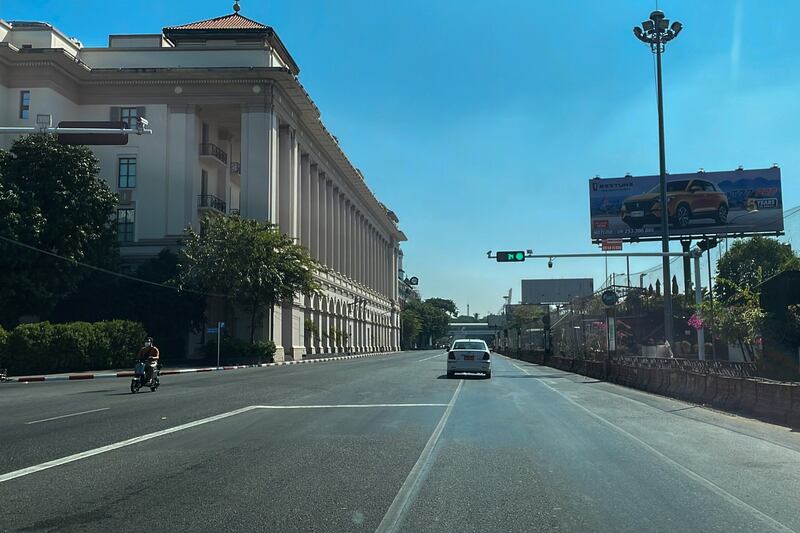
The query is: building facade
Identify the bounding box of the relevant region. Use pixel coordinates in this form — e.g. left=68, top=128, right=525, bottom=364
left=0, top=9, right=406, bottom=359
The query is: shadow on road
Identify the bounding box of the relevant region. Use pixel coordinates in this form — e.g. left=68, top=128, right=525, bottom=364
left=436, top=374, right=489, bottom=380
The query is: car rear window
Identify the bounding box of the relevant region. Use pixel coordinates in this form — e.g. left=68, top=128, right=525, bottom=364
left=452, top=341, right=486, bottom=351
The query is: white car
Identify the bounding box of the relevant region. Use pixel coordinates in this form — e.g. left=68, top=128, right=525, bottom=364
left=447, top=339, right=491, bottom=378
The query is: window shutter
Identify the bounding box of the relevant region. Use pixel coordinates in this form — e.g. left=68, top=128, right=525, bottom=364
left=136, top=106, right=146, bottom=120
left=110, top=107, right=121, bottom=121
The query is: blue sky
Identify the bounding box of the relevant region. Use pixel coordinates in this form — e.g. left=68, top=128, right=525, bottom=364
left=6, top=0, right=800, bottom=315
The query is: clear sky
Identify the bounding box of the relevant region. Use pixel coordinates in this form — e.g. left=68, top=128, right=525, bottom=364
left=5, top=0, right=800, bottom=315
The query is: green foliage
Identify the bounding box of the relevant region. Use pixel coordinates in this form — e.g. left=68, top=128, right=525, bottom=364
left=700, top=280, right=764, bottom=362
left=3, top=320, right=146, bottom=375
left=304, top=319, right=319, bottom=341
left=400, top=308, right=422, bottom=349
left=715, top=236, right=800, bottom=302
left=0, top=135, right=118, bottom=326
left=52, top=249, right=205, bottom=358
left=506, top=305, right=545, bottom=329
left=425, top=298, right=457, bottom=316
left=178, top=217, right=321, bottom=343
left=403, top=299, right=451, bottom=348
left=202, top=335, right=275, bottom=364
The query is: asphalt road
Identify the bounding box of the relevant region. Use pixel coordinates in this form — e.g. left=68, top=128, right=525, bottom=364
left=2, top=351, right=800, bottom=532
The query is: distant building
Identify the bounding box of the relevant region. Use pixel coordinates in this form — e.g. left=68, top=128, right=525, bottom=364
left=0, top=7, right=406, bottom=358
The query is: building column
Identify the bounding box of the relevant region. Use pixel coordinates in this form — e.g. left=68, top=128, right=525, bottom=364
left=239, top=103, right=277, bottom=223
left=318, top=172, right=327, bottom=266
left=279, top=127, right=303, bottom=359
left=300, top=154, right=311, bottom=248
left=309, top=163, right=319, bottom=261
left=313, top=297, right=322, bottom=354
left=326, top=180, right=334, bottom=268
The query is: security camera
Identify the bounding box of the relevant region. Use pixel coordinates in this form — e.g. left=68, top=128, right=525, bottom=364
left=548, top=260, right=553, bottom=269
left=135, top=116, right=149, bottom=134
left=487, top=250, right=492, bottom=258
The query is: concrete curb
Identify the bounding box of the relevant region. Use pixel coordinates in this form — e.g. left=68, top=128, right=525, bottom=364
left=2, top=351, right=401, bottom=384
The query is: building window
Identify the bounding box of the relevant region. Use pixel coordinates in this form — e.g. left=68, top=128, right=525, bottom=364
left=19, top=91, right=30, bottom=119
left=117, top=208, right=135, bottom=242
left=118, top=157, right=137, bottom=188
left=120, top=107, right=138, bottom=127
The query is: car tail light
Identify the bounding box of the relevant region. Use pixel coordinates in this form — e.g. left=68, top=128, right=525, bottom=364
left=448, top=351, right=455, bottom=360
left=483, top=352, right=490, bottom=360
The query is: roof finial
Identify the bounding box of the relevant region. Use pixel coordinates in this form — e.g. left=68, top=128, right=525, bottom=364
left=233, top=0, right=241, bottom=13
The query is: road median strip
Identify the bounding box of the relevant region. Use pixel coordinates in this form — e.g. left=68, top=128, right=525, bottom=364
left=3, top=351, right=401, bottom=384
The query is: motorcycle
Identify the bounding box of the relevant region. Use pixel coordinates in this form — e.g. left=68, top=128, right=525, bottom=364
left=130, top=359, right=160, bottom=393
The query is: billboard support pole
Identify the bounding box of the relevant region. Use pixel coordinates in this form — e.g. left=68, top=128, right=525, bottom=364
left=694, top=253, right=705, bottom=360
left=681, top=240, right=692, bottom=305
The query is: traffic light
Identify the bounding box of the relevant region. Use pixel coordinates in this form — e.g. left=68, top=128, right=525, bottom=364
left=496, top=251, right=526, bottom=262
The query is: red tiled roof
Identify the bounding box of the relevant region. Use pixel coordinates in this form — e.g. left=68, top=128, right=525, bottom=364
left=164, top=13, right=269, bottom=31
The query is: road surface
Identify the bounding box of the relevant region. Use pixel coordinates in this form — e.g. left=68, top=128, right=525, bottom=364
left=2, top=351, right=800, bottom=532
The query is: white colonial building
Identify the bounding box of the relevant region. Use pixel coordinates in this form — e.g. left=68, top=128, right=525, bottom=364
left=0, top=6, right=406, bottom=359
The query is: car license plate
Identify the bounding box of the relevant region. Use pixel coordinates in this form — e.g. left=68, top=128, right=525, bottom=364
left=464, top=355, right=474, bottom=361
left=630, top=210, right=644, bottom=217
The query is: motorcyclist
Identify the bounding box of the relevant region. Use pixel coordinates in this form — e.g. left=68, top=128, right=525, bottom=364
left=137, top=337, right=160, bottom=382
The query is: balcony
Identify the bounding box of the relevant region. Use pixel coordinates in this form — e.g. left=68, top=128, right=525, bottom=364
left=231, top=161, right=241, bottom=175
left=198, top=194, right=227, bottom=214
left=199, top=143, right=228, bottom=167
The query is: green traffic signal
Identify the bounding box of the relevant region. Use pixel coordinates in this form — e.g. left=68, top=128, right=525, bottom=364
left=496, top=250, right=526, bottom=262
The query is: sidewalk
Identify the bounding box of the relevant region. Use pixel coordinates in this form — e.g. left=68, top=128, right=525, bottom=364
left=1, top=351, right=399, bottom=384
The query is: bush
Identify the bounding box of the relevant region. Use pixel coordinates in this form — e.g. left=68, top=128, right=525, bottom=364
left=203, top=335, right=276, bottom=365
left=4, top=320, right=147, bottom=375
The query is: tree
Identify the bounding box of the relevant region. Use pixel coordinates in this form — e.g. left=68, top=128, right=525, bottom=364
left=404, top=300, right=450, bottom=348
left=700, top=280, right=764, bottom=361
left=401, top=308, right=422, bottom=349
left=52, top=249, right=206, bottom=358
left=178, top=216, right=321, bottom=343
left=0, top=135, right=117, bottom=326
left=425, top=298, right=457, bottom=316
left=715, top=236, right=800, bottom=302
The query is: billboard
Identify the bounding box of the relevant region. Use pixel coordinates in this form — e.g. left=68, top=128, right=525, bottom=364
left=589, top=167, right=784, bottom=241
left=522, top=278, right=594, bottom=305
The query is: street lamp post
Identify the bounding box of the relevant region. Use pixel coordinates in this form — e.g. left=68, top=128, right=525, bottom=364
left=633, top=10, right=683, bottom=348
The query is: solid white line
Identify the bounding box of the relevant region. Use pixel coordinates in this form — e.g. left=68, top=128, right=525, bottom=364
left=0, top=406, right=258, bottom=484
left=255, top=404, right=448, bottom=409
left=25, top=407, right=110, bottom=425
left=417, top=353, right=443, bottom=362
left=510, top=362, right=795, bottom=533
left=375, top=380, right=464, bottom=533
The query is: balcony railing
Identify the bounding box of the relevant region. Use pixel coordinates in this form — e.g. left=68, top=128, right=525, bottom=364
left=197, top=194, right=227, bottom=213
left=199, top=143, right=228, bottom=164
left=231, top=161, right=241, bottom=174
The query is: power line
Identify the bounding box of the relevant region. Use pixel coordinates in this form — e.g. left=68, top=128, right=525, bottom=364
left=0, top=234, right=223, bottom=298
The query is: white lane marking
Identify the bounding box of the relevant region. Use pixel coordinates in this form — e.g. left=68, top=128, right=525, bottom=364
left=417, top=353, right=444, bottom=362
left=376, top=380, right=464, bottom=533
left=256, top=404, right=448, bottom=409
left=3, top=403, right=450, bottom=484
left=510, top=362, right=795, bottom=533
left=0, top=406, right=258, bottom=484
left=25, top=408, right=110, bottom=425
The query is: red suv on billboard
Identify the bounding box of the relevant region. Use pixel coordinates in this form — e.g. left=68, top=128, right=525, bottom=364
left=620, top=179, right=729, bottom=229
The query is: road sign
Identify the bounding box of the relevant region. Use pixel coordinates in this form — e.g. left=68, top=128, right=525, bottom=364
left=601, top=239, right=623, bottom=251
left=57, top=121, right=128, bottom=145
left=496, top=251, right=526, bottom=262
left=207, top=327, right=218, bottom=334
left=601, top=290, right=619, bottom=306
